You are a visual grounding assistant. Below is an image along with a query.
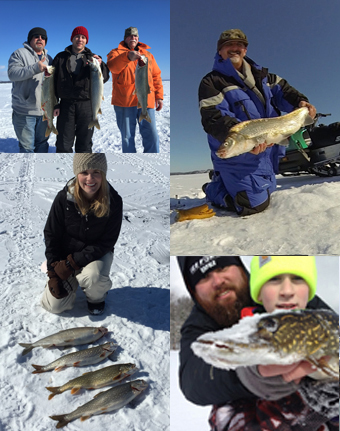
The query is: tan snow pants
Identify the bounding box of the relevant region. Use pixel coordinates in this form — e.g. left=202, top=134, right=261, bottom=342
left=40, top=252, right=113, bottom=314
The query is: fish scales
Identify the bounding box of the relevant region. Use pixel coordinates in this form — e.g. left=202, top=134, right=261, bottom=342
left=41, top=66, right=58, bottom=137
left=216, top=107, right=314, bottom=158
left=192, top=309, right=338, bottom=380
left=88, top=57, right=104, bottom=130
left=50, top=379, right=148, bottom=428
left=31, top=342, right=117, bottom=373
left=19, top=326, right=108, bottom=356
left=135, top=55, right=151, bottom=123
left=46, top=363, right=137, bottom=399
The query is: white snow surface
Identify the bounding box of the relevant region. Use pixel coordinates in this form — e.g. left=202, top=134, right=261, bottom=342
left=0, top=153, right=170, bottom=430
left=0, top=80, right=170, bottom=153
left=170, top=172, right=340, bottom=255
left=170, top=351, right=210, bottom=431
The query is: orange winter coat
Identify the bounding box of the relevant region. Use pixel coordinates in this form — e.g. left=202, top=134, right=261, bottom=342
left=107, top=41, right=163, bottom=108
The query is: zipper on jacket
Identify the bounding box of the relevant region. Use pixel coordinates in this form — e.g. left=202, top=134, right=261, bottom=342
left=235, top=101, right=252, bottom=120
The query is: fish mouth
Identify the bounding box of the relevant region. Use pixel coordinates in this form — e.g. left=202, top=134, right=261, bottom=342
left=99, top=327, right=108, bottom=334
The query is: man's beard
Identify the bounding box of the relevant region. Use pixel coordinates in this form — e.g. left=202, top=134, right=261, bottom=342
left=198, top=285, right=252, bottom=328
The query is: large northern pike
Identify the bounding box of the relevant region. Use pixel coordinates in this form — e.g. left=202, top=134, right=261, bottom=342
left=19, top=327, right=108, bottom=356
left=216, top=107, right=314, bottom=158
left=88, top=57, right=104, bottom=130
left=46, top=363, right=137, bottom=399
left=31, top=342, right=117, bottom=373
left=50, top=379, right=148, bottom=428
left=192, top=309, right=338, bottom=380
left=134, top=55, right=151, bottom=123
left=41, top=65, right=58, bottom=137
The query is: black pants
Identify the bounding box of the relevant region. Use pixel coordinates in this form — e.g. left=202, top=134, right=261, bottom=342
left=56, top=99, right=94, bottom=153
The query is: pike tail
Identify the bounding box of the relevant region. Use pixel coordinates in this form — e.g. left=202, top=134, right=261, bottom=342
left=46, top=386, right=62, bottom=400
left=49, top=414, right=70, bottom=429
left=19, top=343, right=34, bottom=356
left=32, top=364, right=47, bottom=374
left=88, top=119, right=100, bottom=130
left=139, top=112, right=151, bottom=123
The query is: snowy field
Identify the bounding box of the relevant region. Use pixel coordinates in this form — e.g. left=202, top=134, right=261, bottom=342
left=0, top=80, right=170, bottom=153
left=170, top=172, right=340, bottom=255
left=0, top=153, right=170, bottom=431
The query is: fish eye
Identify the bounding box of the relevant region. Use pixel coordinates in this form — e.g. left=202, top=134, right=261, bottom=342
left=260, top=318, right=278, bottom=332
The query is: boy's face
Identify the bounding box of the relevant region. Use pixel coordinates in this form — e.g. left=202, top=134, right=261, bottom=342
left=258, top=273, right=310, bottom=313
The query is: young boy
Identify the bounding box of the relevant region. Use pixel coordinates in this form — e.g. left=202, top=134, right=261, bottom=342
left=209, top=256, right=338, bottom=431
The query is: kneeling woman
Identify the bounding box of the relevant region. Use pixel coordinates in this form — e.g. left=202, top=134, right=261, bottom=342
left=41, top=153, right=122, bottom=315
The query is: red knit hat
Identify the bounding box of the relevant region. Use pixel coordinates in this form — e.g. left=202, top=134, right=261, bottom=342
left=70, top=26, right=89, bottom=43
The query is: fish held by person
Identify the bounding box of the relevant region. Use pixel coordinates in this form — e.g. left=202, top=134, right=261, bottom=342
left=88, top=57, right=104, bottom=130
left=46, top=363, right=137, bottom=399
left=50, top=379, right=148, bottom=428
left=192, top=309, right=338, bottom=380
left=134, top=55, right=151, bottom=123
left=41, top=65, right=58, bottom=137
left=31, top=342, right=117, bottom=374
left=19, top=327, right=108, bottom=356
left=216, top=107, right=314, bottom=159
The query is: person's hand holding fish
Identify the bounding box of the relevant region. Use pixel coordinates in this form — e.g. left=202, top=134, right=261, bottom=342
left=128, top=50, right=142, bottom=61
left=92, top=54, right=102, bottom=65
left=250, top=142, right=274, bottom=155
left=299, top=100, right=316, bottom=119
left=258, top=360, right=322, bottom=383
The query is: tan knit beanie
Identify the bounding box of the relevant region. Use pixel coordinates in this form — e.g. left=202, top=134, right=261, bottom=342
left=73, top=153, right=107, bottom=176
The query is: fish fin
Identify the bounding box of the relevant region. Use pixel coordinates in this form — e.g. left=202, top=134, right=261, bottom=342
left=100, top=407, right=108, bottom=411
left=80, top=415, right=92, bottom=422
left=102, top=96, right=104, bottom=101
left=277, top=138, right=290, bottom=147
left=52, top=124, right=58, bottom=135
left=46, top=386, right=61, bottom=400
left=88, top=120, right=100, bottom=130
left=55, top=365, right=67, bottom=372
left=72, top=361, right=81, bottom=367
left=93, top=391, right=104, bottom=398
left=99, top=352, right=106, bottom=358
left=70, top=387, right=81, bottom=395
left=139, top=112, right=152, bottom=124
left=19, top=343, right=33, bottom=356
left=98, top=108, right=102, bottom=115
left=113, top=373, right=122, bottom=381
left=32, top=364, right=46, bottom=374
left=45, top=127, right=51, bottom=137
left=49, top=415, right=70, bottom=429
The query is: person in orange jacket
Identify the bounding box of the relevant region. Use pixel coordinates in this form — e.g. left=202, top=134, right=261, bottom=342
left=107, top=27, right=163, bottom=153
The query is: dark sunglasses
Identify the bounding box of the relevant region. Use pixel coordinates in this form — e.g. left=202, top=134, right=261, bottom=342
left=33, top=35, right=47, bottom=40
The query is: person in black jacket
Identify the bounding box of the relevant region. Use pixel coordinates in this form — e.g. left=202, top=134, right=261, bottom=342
left=177, top=256, right=337, bottom=430
left=41, top=153, right=122, bottom=315
left=52, top=26, right=110, bottom=153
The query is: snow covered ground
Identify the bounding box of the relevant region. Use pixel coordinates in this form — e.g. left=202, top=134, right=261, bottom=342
left=0, top=80, right=170, bottom=153
left=170, top=172, right=340, bottom=255
left=0, top=153, right=170, bottom=430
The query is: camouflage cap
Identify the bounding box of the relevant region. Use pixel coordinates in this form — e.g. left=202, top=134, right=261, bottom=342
left=217, top=29, right=248, bottom=51
left=124, top=27, right=139, bottom=39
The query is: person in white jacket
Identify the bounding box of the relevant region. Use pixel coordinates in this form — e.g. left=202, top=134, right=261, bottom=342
left=8, top=27, right=52, bottom=153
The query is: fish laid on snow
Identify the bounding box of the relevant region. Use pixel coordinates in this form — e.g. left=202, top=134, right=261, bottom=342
left=41, top=65, right=58, bottom=137
left=134, top=55, right=151, bottom=123
left=88, top=57, right=104, bottom=130
left=19, top=326, right=108, bottom=356
left=32, top=342, right=117, bottom=373
left=216, top=107, right=314, bottom=159
left=46, top=363, right=137, bottom=399
left=192, top=309, right=338, bottom=380
left=50, top=379, right=148, bottom=428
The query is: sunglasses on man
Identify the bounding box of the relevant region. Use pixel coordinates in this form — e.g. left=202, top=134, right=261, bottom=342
left=33, top=35, right=47, bottom=40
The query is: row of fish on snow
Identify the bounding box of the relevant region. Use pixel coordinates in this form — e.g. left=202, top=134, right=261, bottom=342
left=41, top=55, right=151, bottom=138
left=19, top=326, right=148, bottom=429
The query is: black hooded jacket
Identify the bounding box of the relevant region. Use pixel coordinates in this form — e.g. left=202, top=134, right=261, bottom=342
left=44, top=179, right=122, bottom=270
left=52, top=45, right=110, bottom=101
left=177, top=256, right=334, bottom=406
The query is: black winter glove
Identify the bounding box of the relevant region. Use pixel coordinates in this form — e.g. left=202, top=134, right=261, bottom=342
left=47, top=270, right=69, bottom=299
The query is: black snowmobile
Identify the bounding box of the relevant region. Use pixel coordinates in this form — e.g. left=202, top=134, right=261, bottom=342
left=278, top=113, right=340, bottom=177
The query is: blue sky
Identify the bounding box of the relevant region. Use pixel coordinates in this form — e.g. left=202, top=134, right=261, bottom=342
left=0, top=0, right=170, bottom=80
left=170, top=0, right=340, bottom=172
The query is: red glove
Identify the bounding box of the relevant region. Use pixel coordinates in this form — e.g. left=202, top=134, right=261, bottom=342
left=52, top=254, right=80, bottom=281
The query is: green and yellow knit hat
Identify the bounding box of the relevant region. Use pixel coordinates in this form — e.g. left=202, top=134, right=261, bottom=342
left=250, top=256, right=317, bottom=304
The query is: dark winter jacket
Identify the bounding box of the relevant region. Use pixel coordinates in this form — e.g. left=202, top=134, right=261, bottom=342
left=199, top=54, right=309, bottom=176
left=52, top=46, right=109, bottom=102
left=44, top=179, right=122, bottom=270
left=177, top=256, right=334, bottom=407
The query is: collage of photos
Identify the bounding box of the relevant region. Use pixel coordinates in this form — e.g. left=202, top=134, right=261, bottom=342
left=0, top=0, right=339, bottom=431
